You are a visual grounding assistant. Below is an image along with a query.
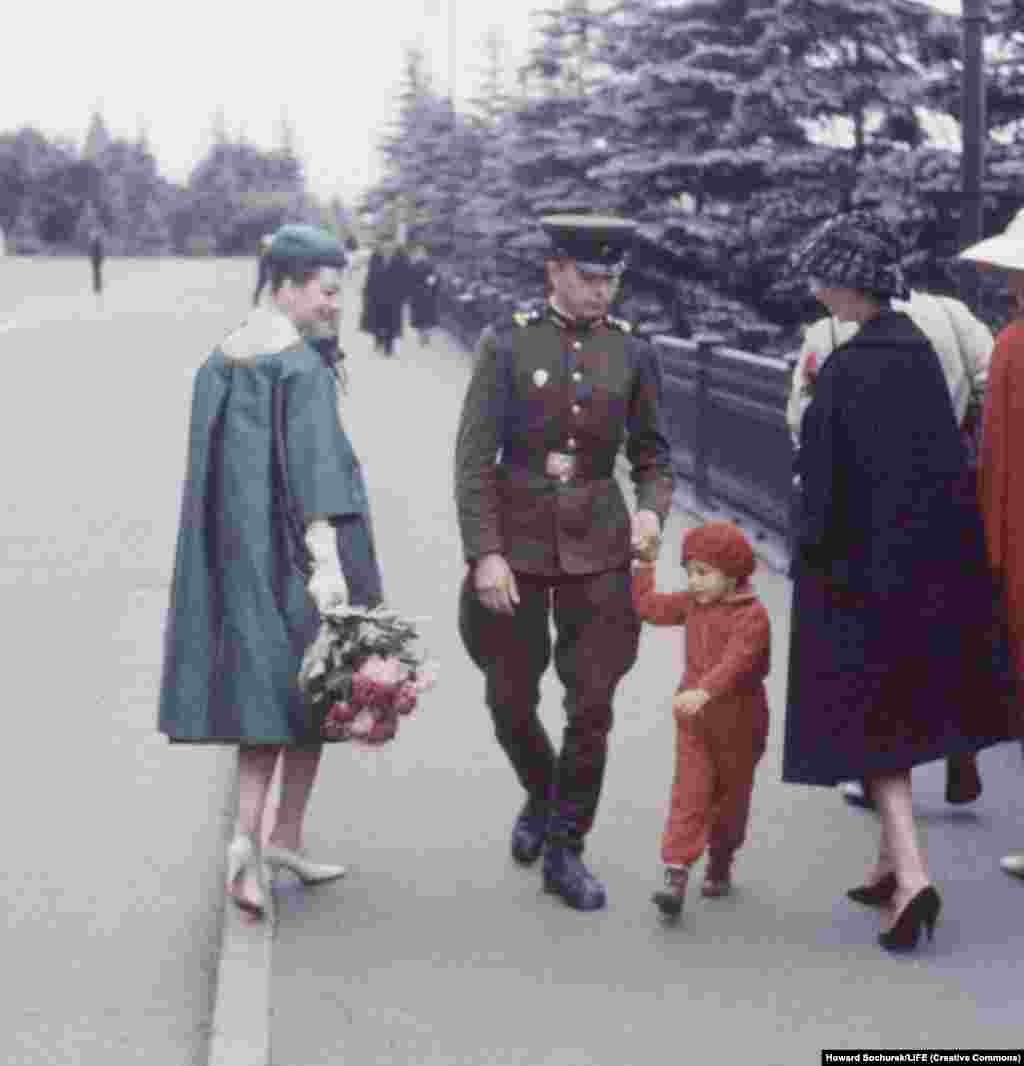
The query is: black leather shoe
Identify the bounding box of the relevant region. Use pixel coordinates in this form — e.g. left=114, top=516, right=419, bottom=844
left=878, top=885, right=941, bottom=952
left=945, top=753, right=982, bottom=805
left=839, top=781, right=875, bottom=810
left=542, top=845, right=607, bottom=911
left=510, top=800, right=548, bottom=865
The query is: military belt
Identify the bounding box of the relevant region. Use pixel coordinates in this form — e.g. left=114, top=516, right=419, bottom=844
left=500, top=445, right=615, bottom=483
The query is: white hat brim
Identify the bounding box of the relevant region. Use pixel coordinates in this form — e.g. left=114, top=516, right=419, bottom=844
left=959, top=234, right=1024, bottom=272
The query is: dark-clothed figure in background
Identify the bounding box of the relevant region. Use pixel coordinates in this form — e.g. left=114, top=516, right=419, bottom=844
left=783, top=211, right=1017, bottom=952
left=455, top=214, right=675, bottom=911
left=89, top=230, right=105, bottom=296
left=159, top=224, right=381, bottom=920
left=359, top=238, right=409, bottom=356
left=959, top=207, right=1024, bottom=881
left=407, top=243, right=441, bottom=346
left=252, top=233, right=274, bottom=307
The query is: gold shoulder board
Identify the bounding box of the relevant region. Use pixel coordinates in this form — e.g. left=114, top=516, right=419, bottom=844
left=513, top=309, right=542, bottom=328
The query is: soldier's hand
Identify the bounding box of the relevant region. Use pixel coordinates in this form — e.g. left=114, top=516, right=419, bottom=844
left=474, top=553, right=520, bottom=615
left=631, top=509, right=662, bottom=561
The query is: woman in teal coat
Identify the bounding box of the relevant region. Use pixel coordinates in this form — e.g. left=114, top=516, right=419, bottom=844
left=159, top=225, right=383, bottom=917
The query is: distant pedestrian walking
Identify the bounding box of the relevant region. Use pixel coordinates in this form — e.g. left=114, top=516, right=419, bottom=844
left=158, top=223, right=383, bottom=919
left=407, top=243, right=440, bottom=346
left=89, top=230, right=105, bottom=295
left=784, top=211, right=1017, bottom=953
left=252, top=233, right=274, bottom=307
left=633, top=521, right=770, bottom=920
left=359, top=239, right=409, bottom=355
left=455, top=213, right=675, bottom=912
left=959, top=207, right=1024, bottom=882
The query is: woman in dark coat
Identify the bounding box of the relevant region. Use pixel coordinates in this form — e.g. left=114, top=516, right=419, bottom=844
left=407, top=243, right=440, bottom=345
left=784, top=211, right=1016, bottom=952
left=359, top=239, right=410, bottom=355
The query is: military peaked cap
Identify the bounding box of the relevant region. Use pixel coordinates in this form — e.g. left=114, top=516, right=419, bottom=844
left=540, top=214, right=636, bottom=276
left=267, top=224, right=348, bottom=270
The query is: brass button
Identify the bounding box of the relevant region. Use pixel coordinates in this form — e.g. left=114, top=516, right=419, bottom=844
left=567, top=437, right=577, bottom=450
left=572, top=340, right=582, bottom=351
left=571, top=404, right=582, bottom=415
left=572, top=371, right=583, bottom=382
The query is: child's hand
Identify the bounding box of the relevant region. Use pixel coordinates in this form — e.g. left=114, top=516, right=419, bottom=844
left=673, top=688, right=710, bottom=721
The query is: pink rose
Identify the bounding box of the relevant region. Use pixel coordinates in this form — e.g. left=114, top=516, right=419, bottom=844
left=323, top=717, right=347, bottom=740
left=394, top=682, right=418, bottom=716
left=805, top=351, right=819, bottom=380
left=327, top=700, right=357, bottom=724
left=359, top=655, right=404, bottom=686
left=347, top=709, right=376, bottom=738
left=365, top=716, right=398, bottom=745
left=350, top=673, right=375, bottom=705
left=412, top=661, right=439, bottom=692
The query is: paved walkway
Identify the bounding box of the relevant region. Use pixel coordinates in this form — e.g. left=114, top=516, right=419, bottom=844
left=267, top=279, right=1024, bottom=1065
left=2, top=258, right=1020, bottom=1066
left=0, top=256, right=254, bottom=1065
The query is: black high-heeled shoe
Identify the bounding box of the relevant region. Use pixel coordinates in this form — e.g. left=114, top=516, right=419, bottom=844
left=878, top=885, right=941, bottom=952
left=847, top=871, right=898, bottom=906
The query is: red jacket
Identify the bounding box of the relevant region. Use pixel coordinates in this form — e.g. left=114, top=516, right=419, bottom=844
left=977, top=318, right=1024, bottom=681
left=632, top=566, right=770, bottom=741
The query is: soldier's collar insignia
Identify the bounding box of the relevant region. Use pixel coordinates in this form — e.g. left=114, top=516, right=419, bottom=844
left=546, top=303, right=600, bottom=334
left=606, top=314, right=633, bottom=334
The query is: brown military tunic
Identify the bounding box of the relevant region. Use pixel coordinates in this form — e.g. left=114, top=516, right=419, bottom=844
left=455, top=306, right=674, bottom=572
left=455, top=305, right=675, bottom=845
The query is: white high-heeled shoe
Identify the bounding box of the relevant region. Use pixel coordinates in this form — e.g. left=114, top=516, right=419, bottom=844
left=1000, top=851, right=1024, bottom=878
left=226, top=834, right=267, bottom=916
left=263, top=844, right=346, bottom=884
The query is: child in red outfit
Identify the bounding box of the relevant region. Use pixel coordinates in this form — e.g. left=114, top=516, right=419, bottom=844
left=632, top=520, right=770, bottom=919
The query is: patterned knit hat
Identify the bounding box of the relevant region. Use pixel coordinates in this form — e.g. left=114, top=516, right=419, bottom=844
left=681, top=521, right=756, bottom=581
left=789, top=210, right=910, bottom=300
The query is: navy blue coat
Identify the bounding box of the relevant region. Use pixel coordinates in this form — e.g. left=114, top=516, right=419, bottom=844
left=783, top=310, right=1015, bottom=786
left=158, top=311, right=382, bottom=744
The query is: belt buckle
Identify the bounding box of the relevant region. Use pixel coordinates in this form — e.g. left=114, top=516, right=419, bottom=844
left=545, top=451, right=576, bottom=482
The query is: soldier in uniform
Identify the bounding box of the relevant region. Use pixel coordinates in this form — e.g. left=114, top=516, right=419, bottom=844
left=454, top=214, right=675, bottom=910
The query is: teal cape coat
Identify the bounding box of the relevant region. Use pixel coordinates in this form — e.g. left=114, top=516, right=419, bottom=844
left=158, top=310, right=383, bottom=744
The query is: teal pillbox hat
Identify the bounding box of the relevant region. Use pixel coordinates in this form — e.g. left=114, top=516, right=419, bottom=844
left=267, top=224, right=348, bottom=270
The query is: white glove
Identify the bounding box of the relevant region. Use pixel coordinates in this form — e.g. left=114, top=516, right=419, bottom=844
left=305, top=518, right=349, bottom=614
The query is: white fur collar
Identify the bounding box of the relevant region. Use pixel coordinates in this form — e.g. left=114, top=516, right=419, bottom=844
left=220, top=308, right=301, bottom=362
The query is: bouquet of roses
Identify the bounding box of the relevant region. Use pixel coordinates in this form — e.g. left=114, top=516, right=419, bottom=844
left=297, top=605, right=437, bottom=745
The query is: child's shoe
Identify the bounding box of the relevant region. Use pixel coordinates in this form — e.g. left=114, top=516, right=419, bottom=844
left=651, top=865, right=688, bottom=919
left=701, top=855, right=733, bottom=898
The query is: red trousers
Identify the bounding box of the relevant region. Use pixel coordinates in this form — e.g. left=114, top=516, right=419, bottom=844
left=661, top=715, right=766, bottom=868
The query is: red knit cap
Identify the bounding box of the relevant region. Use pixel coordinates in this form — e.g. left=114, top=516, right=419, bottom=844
left=681, top=521, right=756, bottom=581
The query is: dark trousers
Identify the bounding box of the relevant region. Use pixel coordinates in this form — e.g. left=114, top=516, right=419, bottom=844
left=459, top=566, right=641, bottom=847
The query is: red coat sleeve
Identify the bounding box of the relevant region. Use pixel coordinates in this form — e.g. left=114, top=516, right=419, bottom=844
left=697, top=601, right=771, bottom=701
left=978, top=321, right=1024, bottom=577
left=631, top=565, right=694, bottom=625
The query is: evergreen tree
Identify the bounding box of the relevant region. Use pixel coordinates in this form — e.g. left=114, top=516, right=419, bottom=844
left=7, top=209, right=43, bottom=254
left=82, top=110, right=112, bottom=161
